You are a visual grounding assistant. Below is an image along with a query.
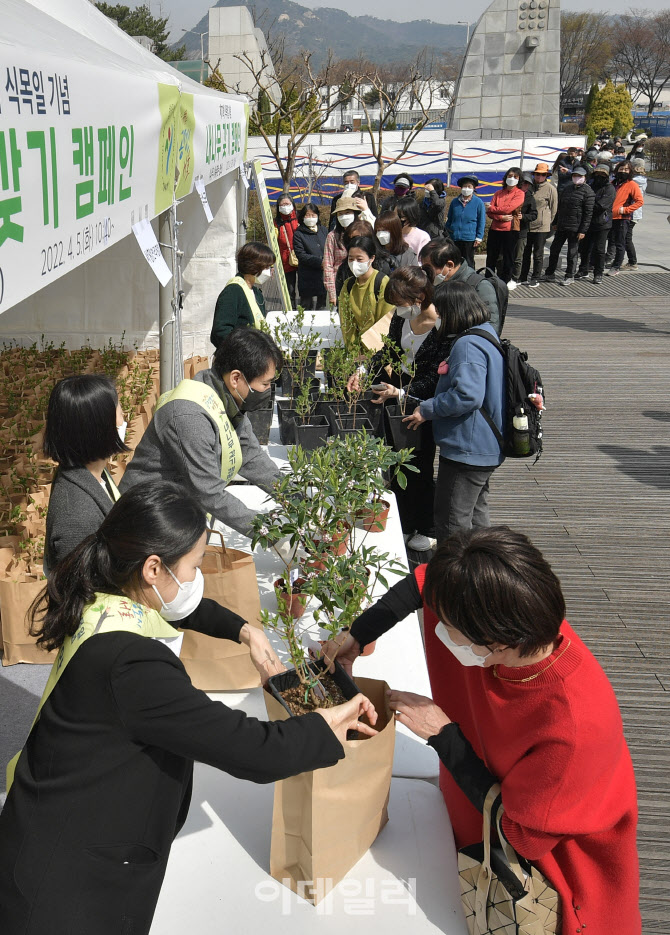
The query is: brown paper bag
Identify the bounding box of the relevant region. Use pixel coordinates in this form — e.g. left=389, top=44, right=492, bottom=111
left=0, top=576, right=56, bottom=666
left=184, top=355, right=210, bottom=379
left=179, top=542, right=264, bottom=691
left=265, top=676, right=395, bottom=903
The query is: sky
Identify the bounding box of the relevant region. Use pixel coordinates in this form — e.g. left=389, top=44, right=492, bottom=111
left=152, top=0, right=670, bottom=44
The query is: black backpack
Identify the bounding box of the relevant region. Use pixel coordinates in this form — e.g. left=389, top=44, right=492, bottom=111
left=464, top=267, right=509, bottom=335
left=343, top=270, right=386, bottom=302
left=454, top=328, right=545, bottom=462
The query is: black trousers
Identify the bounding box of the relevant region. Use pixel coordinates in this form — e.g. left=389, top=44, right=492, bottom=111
left=390, top=420, right=436, bottom=536
left=434, top=457, right=496, bottom=544
left=486, top=229, right=518, bottom=283
left=625, top=221, right=637, bottom=265
left=578, top=229, right=609, bottom=277
left=611, top=220, right=629, bottom=270
left=545, top=229, right=580, bottom=277
left=299, top=292, right=327, bottom=310
left=285, top=269, right=297, bottom=306
left=454, top=240, right=476, bottom=269
left=520, top=232, right=548, bottom=282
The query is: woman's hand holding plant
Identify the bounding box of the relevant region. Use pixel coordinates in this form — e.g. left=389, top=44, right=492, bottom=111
left=316, top=693, right=378, bottom=743
left=371, top=383, right=398, bottom=403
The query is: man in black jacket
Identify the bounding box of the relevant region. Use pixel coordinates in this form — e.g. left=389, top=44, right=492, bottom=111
left=576, top=165, right=615, bottom=284
left=542, top=166, right=595, bottom=286
left=328, top=170, right=377, bottom=230
left=510, top=172, right=538, bottom=290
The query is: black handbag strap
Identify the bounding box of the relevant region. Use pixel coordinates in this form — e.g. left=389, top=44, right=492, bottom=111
left=451, top=328, right=505, bottom=450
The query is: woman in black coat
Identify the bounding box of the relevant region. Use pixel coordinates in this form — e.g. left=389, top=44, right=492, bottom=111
left=347, top=266, right=446, bottom=551
left=0, top=482, right=376, bottom=935
left=292, top=202, right=327, bottom=309
left=44, top=374, right=129, bottom=571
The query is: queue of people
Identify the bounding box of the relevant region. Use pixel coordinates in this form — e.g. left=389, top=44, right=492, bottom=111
left=0, top=152, right=642, bottom=935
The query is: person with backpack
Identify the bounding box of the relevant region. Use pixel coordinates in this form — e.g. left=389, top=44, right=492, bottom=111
left=402, top=281, right=505, bottom=542
left=542, top=166, right=594, bottom=286
left=337, top=234, right=395, bottom=350
left=418, top=239, right=505, bottom=335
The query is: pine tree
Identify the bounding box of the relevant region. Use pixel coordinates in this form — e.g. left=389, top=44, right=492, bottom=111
left=586, top=80, right=633, bottom=136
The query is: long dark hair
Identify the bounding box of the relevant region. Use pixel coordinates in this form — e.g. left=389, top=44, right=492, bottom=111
left=31, top=482, right=207, bottom=650
left=43, top=375, right=129, bottom=467
left=435, top=280, right=489, bottom=336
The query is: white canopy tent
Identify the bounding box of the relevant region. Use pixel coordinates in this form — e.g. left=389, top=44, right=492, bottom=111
left=0, top=0, right=249, bottom=378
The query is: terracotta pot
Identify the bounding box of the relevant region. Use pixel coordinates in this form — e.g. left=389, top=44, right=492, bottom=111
left=274, top=577, right=308, bottom=619
left=358, top=498, right=390, bottom=533
left=305, top=522, right=350, bottom=570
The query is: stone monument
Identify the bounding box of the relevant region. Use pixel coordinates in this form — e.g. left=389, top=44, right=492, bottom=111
left=449, top=0, right=560, bottom=133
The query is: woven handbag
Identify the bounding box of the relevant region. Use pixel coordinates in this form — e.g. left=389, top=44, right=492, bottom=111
left=458, top=784, right=561, bottom=935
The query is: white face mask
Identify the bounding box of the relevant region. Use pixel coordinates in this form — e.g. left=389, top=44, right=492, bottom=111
left=304, top=217, right=318, bottom=228
left=396, top=304, right=421, bottom=320
left=255, top=268, right=273, bottom=285
left=338, top=213, right=355, bottom=228
left=279, top=204, right=293, bottom=215
left=505, top=177, right=519, bottom=187
left=349, top=259, right=370, bottom=277
left=435, top=622, right=492, bottom=667
left=117, top=420, right=127, bottom=443
left=153, top=565, right=204, bottom=622
left=434, top=272, right=447, bottom=284
left=460, top=187, right=474, bottom=198
left=342, top=183, right=357, bottom=196
left=376, top=230, right=391, bottom=246
left=572, top=176, right=585, bottom=186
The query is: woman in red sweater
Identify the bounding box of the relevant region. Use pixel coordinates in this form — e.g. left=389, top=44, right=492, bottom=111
left=324, top=526, right=640, bottom=935
left=274, top=194, right=299, bottom=307
left=486, top=167, right=525, bottom=283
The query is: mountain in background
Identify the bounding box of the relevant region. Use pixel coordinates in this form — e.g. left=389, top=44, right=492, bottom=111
left=174, top=0, right=465, bottom=67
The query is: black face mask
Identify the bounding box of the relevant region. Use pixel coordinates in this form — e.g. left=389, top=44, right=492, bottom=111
left=234, top=375, right=273, bottom=412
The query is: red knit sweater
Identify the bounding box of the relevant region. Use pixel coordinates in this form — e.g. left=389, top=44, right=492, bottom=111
left=486, top=186, right=525, bottom=231
left=415, top=565, right=640, bottom=935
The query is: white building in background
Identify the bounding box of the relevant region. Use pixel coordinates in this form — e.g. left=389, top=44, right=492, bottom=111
left=319, top=79, right=453, bottom=130
left=208, top=6, right=278, bottom=100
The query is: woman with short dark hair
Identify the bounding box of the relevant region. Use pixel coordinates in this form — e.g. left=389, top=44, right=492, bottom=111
left=485, top=166, right=525, bottom=284
left=403, top=280, right=505, bottom=541
left=323, top=525, right=640, bottom=935
left=292, top=202, right=327, bottom=309
left=0, top=482, right=376, bottom=935
left=210, top=241, right=276, bottom=348
left=44, top=374, right=128, bottom=570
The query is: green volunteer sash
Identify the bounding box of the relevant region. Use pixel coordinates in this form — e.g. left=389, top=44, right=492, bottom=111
left=155, top=379, right=243, bottom=484
left=228, top=275, right=265, bottom=328
left=6, top=593, right=181, bottom=791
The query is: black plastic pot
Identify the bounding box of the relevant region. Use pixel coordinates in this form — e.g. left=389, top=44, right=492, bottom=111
left=333, top=416, right=373, bottom=439
left=357, top=397, right=385, bottom=436
left=386, top=404, right=423, bottom=451
left=322, top=402, right=369, bottom=433
left=246, top=405, right=273, bottom=446
left=289, top=415, right=330, bottom=449
left=281, top=370, right=321, bottom=398
left=266, top=658, right=360, bottom=717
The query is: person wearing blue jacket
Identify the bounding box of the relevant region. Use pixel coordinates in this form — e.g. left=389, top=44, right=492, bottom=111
left=444, top=176, right=486, bottom=268
left=403, top=280, right=505, bottom=543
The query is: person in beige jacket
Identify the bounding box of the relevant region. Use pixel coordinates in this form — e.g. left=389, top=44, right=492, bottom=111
left=519, top=162, right=558, bottom=287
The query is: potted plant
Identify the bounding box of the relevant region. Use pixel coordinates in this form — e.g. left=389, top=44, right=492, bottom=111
left=288, top=382, right=329, bottom=450
left=384, top=349, right=423, bottom=452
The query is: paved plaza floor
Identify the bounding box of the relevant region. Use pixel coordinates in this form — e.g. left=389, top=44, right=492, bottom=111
left=1, top=196, right=668, bottom=931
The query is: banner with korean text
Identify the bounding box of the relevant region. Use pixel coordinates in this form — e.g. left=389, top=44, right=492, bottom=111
left=0, top=53, right=247, bottom=313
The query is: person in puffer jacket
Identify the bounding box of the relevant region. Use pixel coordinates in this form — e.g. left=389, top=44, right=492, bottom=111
left=607, top=162, right=644, bottom=276
left=577, top=164, right=615, bottom=284
left=542, top=167, right=594, bottom=285
left=623, top=159, right=647, bottom=271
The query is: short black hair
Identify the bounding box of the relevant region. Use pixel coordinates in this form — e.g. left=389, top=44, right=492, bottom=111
left=426, top=178, right=445, bottom=196
left=347, top=234, right=377, bottom=260
left=298, top=202, right=321, bottom=224
left=419, top=238, right=462, bottom=269
left=43, top=374, right=129, bottom=468
left=424, top=526, right=565, bottom=657
left=343, top=170, right=360, bottom=182
left=237, top=241, right=276, bottom=277
left=435, top=280, right=489, bottom=335
left=213, top=327, right=283, bottom=381
left=396, top=196, right=421, bottom=228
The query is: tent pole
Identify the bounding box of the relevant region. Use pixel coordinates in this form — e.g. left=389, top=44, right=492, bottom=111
left=159, top=209, right=175, bottom=394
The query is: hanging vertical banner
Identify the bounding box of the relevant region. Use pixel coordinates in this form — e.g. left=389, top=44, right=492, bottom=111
left=155, top=83, right=180, bottom=215
left=175, top=92, right=196, bottom=201
left=251, top=159, right=291, bottom=313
